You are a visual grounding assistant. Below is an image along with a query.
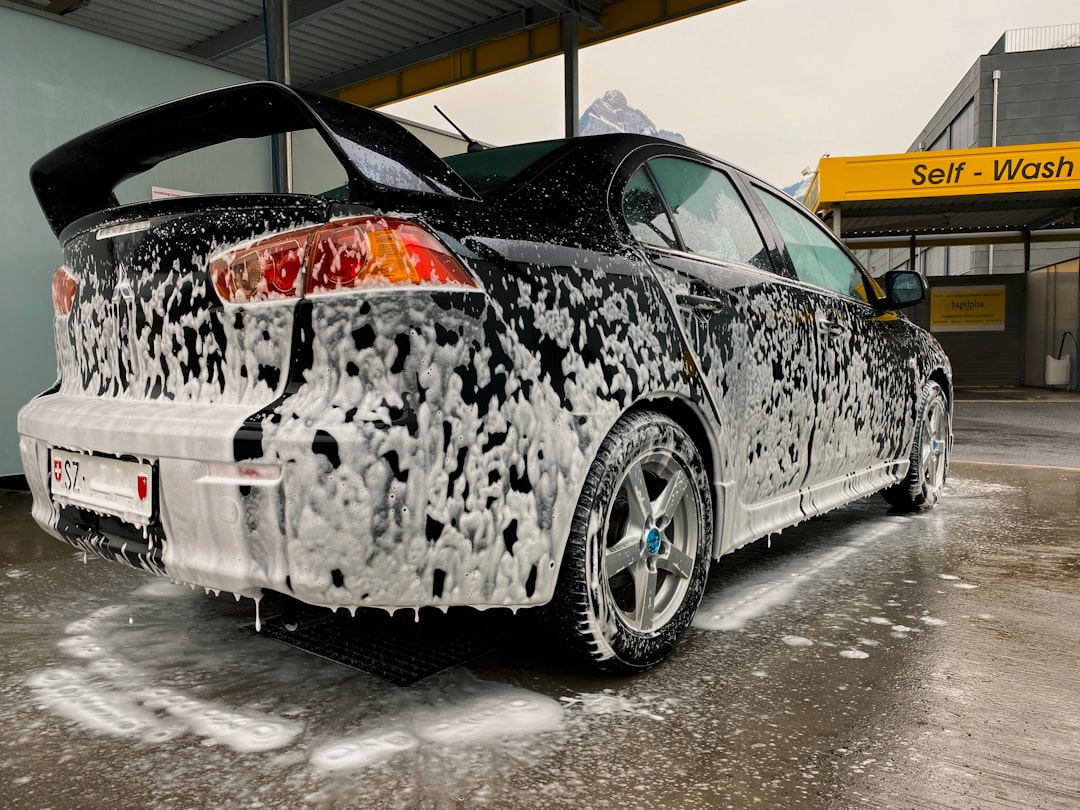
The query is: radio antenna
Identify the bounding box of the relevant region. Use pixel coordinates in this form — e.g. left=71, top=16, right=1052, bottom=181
left=434, top=105, right=485, bottom=153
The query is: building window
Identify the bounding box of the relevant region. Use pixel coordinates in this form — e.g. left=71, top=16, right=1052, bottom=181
left=952, top=100, right=976, bottom=149
left=928, top=99, right=976, bottom=151
left=923, top=246, right=947, bottom=277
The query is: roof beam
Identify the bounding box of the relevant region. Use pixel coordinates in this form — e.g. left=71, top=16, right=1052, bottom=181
left=304, top=6, right=561, bottom=95
left=534, top=1, right=603, bottom=30
left=187, top=0, right=351, bottom=61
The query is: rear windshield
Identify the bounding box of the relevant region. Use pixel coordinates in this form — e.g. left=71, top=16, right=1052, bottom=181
left=444, top=140, right=566, bottom=195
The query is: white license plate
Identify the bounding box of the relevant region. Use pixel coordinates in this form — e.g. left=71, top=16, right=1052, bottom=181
left=50, top=450, right=155, bottom=526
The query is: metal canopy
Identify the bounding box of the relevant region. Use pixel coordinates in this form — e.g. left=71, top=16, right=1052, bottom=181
left=829, top=192, right=1080, bottom=249
left=807, top=143, right=1080, bottom=250
left=9, top=0, right=742, bottom=107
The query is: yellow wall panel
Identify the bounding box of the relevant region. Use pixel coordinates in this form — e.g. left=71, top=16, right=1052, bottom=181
left=529, top=22, right=561, bottom=56
left=337, top=74, right=399, bottom=108
left=474, top=31, right=531, bottom=74
left=400, top=52, right=468, bottom=97
left=335, top=1, right=744, bottom=107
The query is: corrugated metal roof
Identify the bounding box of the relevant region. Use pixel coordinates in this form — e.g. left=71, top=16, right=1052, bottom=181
left=8, top=0, right=611, bottom=89
left=829, top=191, right=1080, bottom=248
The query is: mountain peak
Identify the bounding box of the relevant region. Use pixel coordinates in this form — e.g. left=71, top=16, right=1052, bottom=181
left=601, top=89, right=628, bottom=107
left=579, top=89, right=686, bottom=144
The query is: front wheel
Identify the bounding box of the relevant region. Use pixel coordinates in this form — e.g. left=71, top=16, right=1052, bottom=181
left=551, top=411, right=713, bottom=673
left=883, top=380, right=950, bottom=510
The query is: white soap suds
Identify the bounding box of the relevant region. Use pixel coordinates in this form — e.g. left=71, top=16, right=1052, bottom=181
left=417, top=689, right=563, bottom=745
left=28, top=598, right=302, bottom=753
left=694, top=521, right=906, bottom=631
left=310, top=684, right=563, bottom=772
left=310, top=730, right=419, bottom=771
left=559, top=690, right=668, bottom=721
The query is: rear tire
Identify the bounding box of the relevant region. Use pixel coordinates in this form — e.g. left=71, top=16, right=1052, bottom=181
left=551, top=411, right=712, bottom=673
left=883, top=380, right=950, bottom=511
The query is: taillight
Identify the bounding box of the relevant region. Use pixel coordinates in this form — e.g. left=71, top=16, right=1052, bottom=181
left=210, top=217, right=475, bottom=304
left=306, top=218, right=476, bottom=293
left=210, top=229, right=318, bottom=303
left=52, top=266, right=77, bottom=316
left=306, top=222, right=371, bottom=291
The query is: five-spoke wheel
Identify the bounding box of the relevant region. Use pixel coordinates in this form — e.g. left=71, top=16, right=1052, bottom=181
left=552, top=411, right=712, bottom=673
left=884, top=380, right=951, bottom=510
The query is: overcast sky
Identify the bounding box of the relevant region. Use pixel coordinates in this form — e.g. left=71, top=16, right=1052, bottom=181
left=382, top=0, right=1079, bottom=186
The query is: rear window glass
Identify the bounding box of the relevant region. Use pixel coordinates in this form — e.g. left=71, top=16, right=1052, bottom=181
left=445, top=140, right=566, bottom=194
left=645, top=157, right=771, bottom=271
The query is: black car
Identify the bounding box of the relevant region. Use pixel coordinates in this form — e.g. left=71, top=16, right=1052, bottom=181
left=20, top=82, right=950, bottom=673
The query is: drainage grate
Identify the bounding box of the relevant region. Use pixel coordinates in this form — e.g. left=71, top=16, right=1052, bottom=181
left=254, top=601, right=518, bottom=686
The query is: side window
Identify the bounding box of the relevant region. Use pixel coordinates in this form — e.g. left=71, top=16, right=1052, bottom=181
left=651, top=158, right=770, bottom=270
left=622, top=168, right=678, bottom=249
left=753, top=186, right=870, bottom=301
left=624, top=157, right=771, bottom=272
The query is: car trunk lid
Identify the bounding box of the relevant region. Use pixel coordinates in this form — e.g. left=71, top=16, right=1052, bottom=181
left=32, top=82, right=481, bottom=406
left=56, top=196, right=331, bottom=404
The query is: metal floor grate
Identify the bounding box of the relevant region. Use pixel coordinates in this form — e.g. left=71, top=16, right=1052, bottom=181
left=254, top=600, right=518, bottom=686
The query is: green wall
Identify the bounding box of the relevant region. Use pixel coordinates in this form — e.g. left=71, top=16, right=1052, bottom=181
left=0, top=7, right=270, bottom=477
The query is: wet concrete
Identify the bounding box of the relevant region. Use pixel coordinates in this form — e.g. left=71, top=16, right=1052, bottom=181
left=953, top=388, right=1080, bottom=469
left=2, top=407, right=1079, bottom=809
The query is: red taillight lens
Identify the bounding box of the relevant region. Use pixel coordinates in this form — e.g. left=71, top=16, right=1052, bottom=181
left=307, top=223, right=372, bottom=292
left=52, top=266, right=77, bottom=316
left=397, top=222, right=479, bottom=286
left=210, top=217, right=476, bottom=304
left=210, top=230, right=318, bottom=304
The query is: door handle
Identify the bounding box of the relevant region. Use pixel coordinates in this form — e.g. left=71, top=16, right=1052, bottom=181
left=676, top=293, right=731, bottom=313
left=815, top=314, right=846, bottom=336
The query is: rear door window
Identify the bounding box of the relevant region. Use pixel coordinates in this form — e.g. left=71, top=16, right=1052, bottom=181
left=648, top=157, right=771, bottom=271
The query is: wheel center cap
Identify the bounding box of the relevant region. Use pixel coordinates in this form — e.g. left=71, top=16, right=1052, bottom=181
left=646, top=527, right=662, bottom=555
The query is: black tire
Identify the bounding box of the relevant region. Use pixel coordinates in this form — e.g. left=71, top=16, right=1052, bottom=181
left=551, top=411, right=712, bottom=673
left=883, top=380, right=950, bottom=511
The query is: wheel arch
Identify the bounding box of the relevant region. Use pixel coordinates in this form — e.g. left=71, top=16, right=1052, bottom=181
left=626, top=393, right=726, bottom=558
left=926, top=366, right=954, bottom=451
left=927, top=366, right=954, bottom=466
left=928, top=367, right=953, bottom=411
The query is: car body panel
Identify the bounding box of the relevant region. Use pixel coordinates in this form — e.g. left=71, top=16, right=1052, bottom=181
left=19, top=83, right=951, bottom=618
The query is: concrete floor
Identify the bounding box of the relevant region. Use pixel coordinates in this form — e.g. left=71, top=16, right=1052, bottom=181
left=1, top=398, right=1078, bottom=809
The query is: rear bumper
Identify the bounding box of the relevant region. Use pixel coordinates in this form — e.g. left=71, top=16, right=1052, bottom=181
left=18, top=392, right=564, bottom=611
left=20, top=394, right=274, bottom=596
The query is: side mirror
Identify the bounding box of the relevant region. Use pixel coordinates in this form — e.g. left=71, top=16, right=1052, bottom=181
left=879, top=270, right=927, bottom=310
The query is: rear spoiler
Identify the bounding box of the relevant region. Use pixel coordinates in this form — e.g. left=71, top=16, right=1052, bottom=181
left=30, top=81, right=480, bottom=237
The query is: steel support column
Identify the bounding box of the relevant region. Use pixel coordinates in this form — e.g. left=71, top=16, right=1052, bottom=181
left=563, top=12, right=579, bottom=138
left=265, top=0, right=292, bottom=192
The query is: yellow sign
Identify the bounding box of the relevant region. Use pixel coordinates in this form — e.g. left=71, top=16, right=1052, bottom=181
left=816, top=142, right=1080, bottom=204
left=930, top=286, right=1006, bottom=332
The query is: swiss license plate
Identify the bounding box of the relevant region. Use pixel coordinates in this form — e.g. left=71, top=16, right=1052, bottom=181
left=49, top=449, right=155, bottom=526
